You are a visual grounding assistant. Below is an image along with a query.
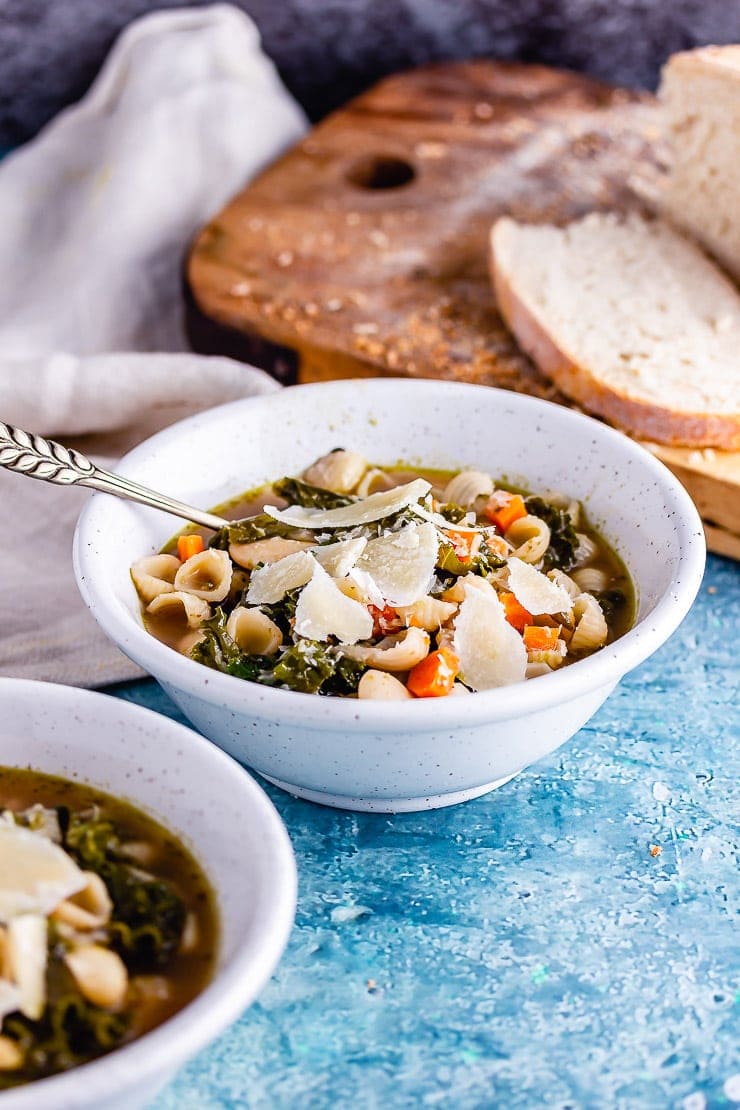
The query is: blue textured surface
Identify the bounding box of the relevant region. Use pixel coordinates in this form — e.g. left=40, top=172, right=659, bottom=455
left=111, top=554, right=739, bottom=1110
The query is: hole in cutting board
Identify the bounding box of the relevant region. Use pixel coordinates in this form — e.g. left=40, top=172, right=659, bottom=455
left=346, top=155, right=416, bottom=190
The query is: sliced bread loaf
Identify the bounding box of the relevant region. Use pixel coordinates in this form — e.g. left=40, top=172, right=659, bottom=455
left=490, top=212, right=740, bottom=449
left=660, top=46, right=740, bottom=285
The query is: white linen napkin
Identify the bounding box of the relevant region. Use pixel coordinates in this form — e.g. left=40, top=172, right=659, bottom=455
left=0, top=5, right=307, bottom=687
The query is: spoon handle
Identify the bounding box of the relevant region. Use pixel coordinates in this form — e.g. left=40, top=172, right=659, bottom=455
left=0, top=422, right=227, bottom=531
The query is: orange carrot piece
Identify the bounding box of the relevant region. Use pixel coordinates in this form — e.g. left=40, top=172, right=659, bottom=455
left=484, top=493, right=527, bottom=532
left=407, top=648, right=460, bottom=698
left=501, top=592, right=533, bottom=632
left=522, top=625, right=560, bottom=652
left=443, top=529, right=481, bottom=564
left=177, top=534, right=205, bottom=561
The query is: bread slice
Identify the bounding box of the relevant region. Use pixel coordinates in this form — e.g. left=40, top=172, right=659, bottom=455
left=660, top=46, right=740, bottom=285
left=490, top=212, right=740, bottom=449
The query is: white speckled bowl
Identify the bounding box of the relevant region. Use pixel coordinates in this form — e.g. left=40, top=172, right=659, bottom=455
left=0, top=678, right=296, bottom=1110
left=74, top=379, right=705, bottom=812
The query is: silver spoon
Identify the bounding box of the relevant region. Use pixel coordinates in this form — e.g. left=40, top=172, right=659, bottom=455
left=0, top=421, right=228, bottom=531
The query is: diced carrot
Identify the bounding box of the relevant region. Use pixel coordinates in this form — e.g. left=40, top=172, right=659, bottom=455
left=407, top=648, right=460, bottom=698
left=443, top=529, right=481, bottom=564
left=368, top=604, right=402, bottom=637
left=522, top=625, right=561, bottom=652
left=177, top=534, right=205, bottom=561
left=484, top=493, right=527, bottom=532
left=501, top=592, right=533, bottom=632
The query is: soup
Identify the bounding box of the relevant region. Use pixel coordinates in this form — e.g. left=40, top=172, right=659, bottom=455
left=0, top=768, right=218, bottom=1088
left=131, top=451, right=634, bottom=698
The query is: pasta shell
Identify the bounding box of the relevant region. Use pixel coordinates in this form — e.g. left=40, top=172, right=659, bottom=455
left=442, top=469, right=494, bottom=507
left=130, top=554, right=180, bottom=605
left=573, top=532, right=599, bottom=567
left=396, top=596, right=457, bottom=631
left=147, top=591, right=211, bottom=629
left=571, top=566, right=610, bottom=594
left=52, top=871, right=112, bottom=930
left=174, top=549, right=232, bottom=602
left=344, top=627, right=430, bottom=671
left=355, top=468, right=396, bottom=497
left=226, top=607, right=283, bottom=655
left=570, top=593, right=608, bottom=653
left=505, top=515, right=551, bottom=565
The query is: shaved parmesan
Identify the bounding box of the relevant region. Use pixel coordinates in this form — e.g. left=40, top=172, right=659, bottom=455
left=263, top=478, right=431, bottom=529
left=355, top=522, right=439, bottom=606
left=507, top=557, right=572, bottom=615
left=312, top=536, right=367, bottom=578
left=6, top=914, right=47, bottom=1019
left=453, top=584, right=527, bottom=690
left=0, top=977, right=22, bottom=1022
left=293, top=564, right=373, bottom=643
left=346, top=566, right=386, bottom=609
left=0, top=822, right=86, bottom=922
left=408, top=501, right=484, bottom=533
left=246, top=550, right=317, bottom=605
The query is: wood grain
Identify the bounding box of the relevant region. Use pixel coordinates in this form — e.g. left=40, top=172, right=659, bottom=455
left=186, top=60, right=739, bottom=558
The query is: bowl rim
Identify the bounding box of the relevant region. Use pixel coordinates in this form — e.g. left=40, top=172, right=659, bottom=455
left=0, top=678, right=297, bottom=1109
left=74, top=379, right=706, bottom=728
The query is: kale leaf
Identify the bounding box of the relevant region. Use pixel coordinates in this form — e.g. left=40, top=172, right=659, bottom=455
left=272, top=640, right=365, bottom=695
left=524, top=496, right=579, bottom=571
left=65, top=813, right=186, bottom=970
left=208, top=513, right=299, bottom=550
left=0, top=958, right=129, bottom=1087
left=272, top=476, right=354, bottom=510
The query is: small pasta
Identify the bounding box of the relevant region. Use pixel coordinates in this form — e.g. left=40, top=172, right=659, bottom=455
left=572, top=566, right=610, bottom=594
left=356, top=467, right=397, bottom=497
left=442, top=469, right=494, bottom=507
left=130, top=554, right=180, bottom=605
left=570, top=593, right=609, bottom=652
left=396, top=597, right=457, bottom=630
left=226, top=606, right=283, bottom=655
left=344, top=627, right=430, bottom=671
left=547, top=568, right=580, bottom=601
left=174, top=549, right=232, bottom=602
left=52, top=872, right=112, bottom=931
left=302, top=449, right=368, bottom=493
left=505, top=515, right=551, bottom=564
left=573, top=532, right=599, bottom=567
left=146, top=594, right=210, bottom=630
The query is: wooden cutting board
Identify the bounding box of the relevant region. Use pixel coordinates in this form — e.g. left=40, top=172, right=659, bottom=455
left=186, top=60, right=740, bottom=559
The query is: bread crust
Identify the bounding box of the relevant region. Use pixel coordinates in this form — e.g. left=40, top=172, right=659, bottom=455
left=490, top=227, right=740, bottom=450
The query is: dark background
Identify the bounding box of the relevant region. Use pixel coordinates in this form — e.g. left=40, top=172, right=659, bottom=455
left=1, top=0, right=740, bottom=147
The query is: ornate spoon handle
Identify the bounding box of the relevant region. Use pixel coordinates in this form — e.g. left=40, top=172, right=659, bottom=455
left=0, top=422, right=228, bottom=531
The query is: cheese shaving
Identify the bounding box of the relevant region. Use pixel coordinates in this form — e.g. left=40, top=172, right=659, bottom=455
left=293, top=564, right=374, bottom=643
left=263, top=478, right=431, bottom=529
left=453, top=584, right=527, bottom=690
left=408, top=501, right=485, bottom=534
left=0, top=821, right=86, bottom=922
left=245, top=550, right=317, bottom=605
left=355, top=522, right=439, bottom=606
left=6, top=913, right=48, bottom=1020
left=312, top=536, right=367, bottom=578
left=507, top=557, right=572, bottom=615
